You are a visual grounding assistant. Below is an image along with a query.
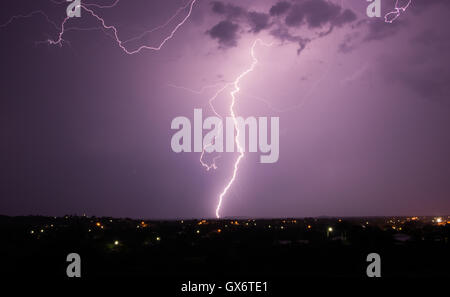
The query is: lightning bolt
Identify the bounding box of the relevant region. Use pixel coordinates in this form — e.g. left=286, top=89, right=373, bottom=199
left=122, top=0, right=194, bottom=46
left=215, top=39, right=272, bottom=218
left=2, top=1, right=273, bottom=218
left=48, top=0, right=197, bottom=54
left=0, top=10, right=59, bottom=30
left=1, top=0, right=196, bottom=54
left=199, top=83, right=231, bottom=171
left=0, top=1, right=120, bottom=30
left=168, top=40, right=271, bottom=217
left=166, top=82, right=231, bottom=170
left=385, top=0, right=411, bottom=23
left=81, top=0, right=121, bottom=9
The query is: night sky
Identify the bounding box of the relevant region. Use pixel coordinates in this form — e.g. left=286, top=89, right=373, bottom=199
left=1, top=0, right=449, bottom=219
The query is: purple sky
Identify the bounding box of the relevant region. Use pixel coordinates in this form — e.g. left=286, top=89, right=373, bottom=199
left=1, top=0, right=449, bottom=219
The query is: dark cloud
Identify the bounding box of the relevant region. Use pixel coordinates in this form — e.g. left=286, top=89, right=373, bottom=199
left=333, top=9, right=357, bottom=27
left=284, top=4, right=305, bottom=27
left=208, top=0, right=356, bottom=49
left=296, top=37, right=311, bottom=55
left=358, top=0, right=450, bottom=43
left=337, top=0, right=450, bottom=55
left=270, top=27, right=298, bottom=43
left=208, top=1, right=271, bottom=45
left=211, top=1, right=246, bottom=20
left=302, top=0, right=341, bottom=28
left=211, top=1, right=226, bottom=14
left=207, top=20, right=240, bottom=48
left=286, top=0, right=340, bottom=28
left=269, top=1, right=291, bottom=16
left=247, top=11, right=271, bottom=33
left=269, top=1, right=356, bottom=54
left=337, top=19, right=402, bottom=54
left=284, top=0, right=356, bottom=29
left=270, top=27, right=311, bottom=55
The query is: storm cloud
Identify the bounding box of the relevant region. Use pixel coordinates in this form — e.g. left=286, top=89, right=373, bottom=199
left=207, top=20, right=240, bottom=47
left=208, top=0, right=357, bottom=51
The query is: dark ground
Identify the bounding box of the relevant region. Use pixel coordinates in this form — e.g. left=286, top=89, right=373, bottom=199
left=1, top=215, right=449, bottom=291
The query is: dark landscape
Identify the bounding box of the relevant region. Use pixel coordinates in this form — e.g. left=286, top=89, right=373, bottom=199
left=1, top=215, right=449, bottom=280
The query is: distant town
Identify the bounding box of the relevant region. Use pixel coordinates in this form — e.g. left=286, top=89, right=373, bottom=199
left=1, top=215, right=449, bottom=279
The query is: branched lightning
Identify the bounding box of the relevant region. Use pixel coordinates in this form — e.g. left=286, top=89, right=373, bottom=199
left=0, top=0, right=419, bottom=219
left=0, top=0, right=196, bottom=54
left=121, top=0, right=194, bottom=46
left=48, top=0, right=197, bottom=54
left=2, top=1, right=273, bottom=218
left=199, top=83, right=231, bottom=171
left=167, top=82, right=232, bottom=171
left=168, top=40, right=271, bottom=217
left=82, top=0, right=121, bottom=9
left=0, top=10, right=59, bottom=29
left=215, top=39, right=272, bottom=218
left=385, top=0, right=411, bottom=23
